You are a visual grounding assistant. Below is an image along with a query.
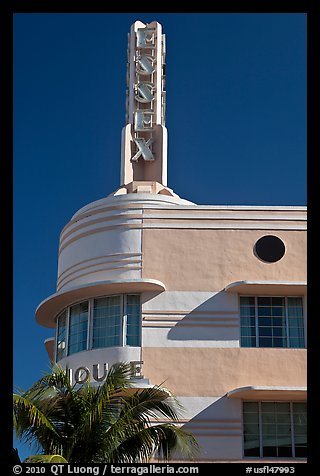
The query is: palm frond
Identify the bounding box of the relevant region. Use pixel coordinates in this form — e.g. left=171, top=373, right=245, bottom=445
left=13, top=394, right=58, bottom=437
left=109, top=423, right=200, bottom=463
left=14, top=363, right=200, bottom=463
left=24, top=454, right=68, bottom=463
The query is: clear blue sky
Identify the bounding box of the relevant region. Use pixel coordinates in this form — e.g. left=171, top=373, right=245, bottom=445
left=13, top=12, right=306, bottom=460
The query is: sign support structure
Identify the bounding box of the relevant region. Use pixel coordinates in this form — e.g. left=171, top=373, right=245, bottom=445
left=115, top=21, right=176, bottom=196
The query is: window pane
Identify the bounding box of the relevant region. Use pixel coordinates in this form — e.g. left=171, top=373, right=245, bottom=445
left=93, top=296, right=121, bottom=348
left=272, top=317, right=286, bottom=327
left=240, top=297, right=256, bottom=347
left=262, top=445, right=277, bottom=457
left=68, top=302, right=88, bottom=355
left=244, top=423, right=260, bottom=434
left=272, top=306, right=285, bottom=317
left=241, top=336, right=256, bottom=347
left=261, top=412, right=276, bottom=424
left=244, top=444, right=260, bottom=457
left=288, top=325, right=305, bottom=348
left=241, top=316, right=256, bottom=327
left=127, top=294, right=140, bottom=305
left=272, top=337, right=287, bottom=348
left=243, top=403, right=260, bottom=456
left=258, top=297, right=272, bottom=306
left=287, top=298, right=304, bottom=348
left=259, top=327, right=272, bottom=337
left=293, top=402, right=307, bottom=457
left=259, top=337, right=272, bottom=347
left=262, top=424, right=277, bottom=437
left=293, top=403, right=307, bottom=413
left=258, top=317, right=272, bottom=326
left=294, top=424, right=307, bottom=436
left=258, top=307, right=272, bottom=317
left=261, top=402, right=275, bottom=412
left=289, top=337, right=305, bottom=348
left=289, top=327, right=304, bottom=338
left=287, top=307, right=303, bottom=318
left=244, top=413, right=259, bottom=424
left=275, top=402, right=290, bottom=413
left=287, top=299, right=304, bottom=341
left=241, top=326, right=256, bottom=337
left=126, top=294, right=141, bottom=346
left=287, top=297, right=303, bottom=307
left=262, top=406, right=289, bottom=458
left=56, top=310, right=67, bottom=361
left=240, top=306, right=255, bottom=317
left=278, top=446, right=293, bottom=457
left=288, top=317, right=304, bottom=327
left=271, top=297, right=285, bottom=306
left=273, top=327, right=286, bottom=337
left=240, top=297, right=255, bottom=306
left=243, top=402, right=259, bottom=413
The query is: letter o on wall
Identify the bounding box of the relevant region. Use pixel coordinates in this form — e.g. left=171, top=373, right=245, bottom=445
left=74, top=366, right=90, bottom=384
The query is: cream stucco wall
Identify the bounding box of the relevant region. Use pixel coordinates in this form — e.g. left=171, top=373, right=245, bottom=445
left=141, top=348, right=307, bottom=397
left=142, top=228, right=306, bottom=291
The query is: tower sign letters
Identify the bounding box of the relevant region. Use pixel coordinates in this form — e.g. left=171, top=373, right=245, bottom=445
left=120, top=21, right=168, bottom=187
left=126, top=23, right=166, bottom=163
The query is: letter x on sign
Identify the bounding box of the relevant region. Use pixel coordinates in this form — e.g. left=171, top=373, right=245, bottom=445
left=131, top=138, right=154, bottom=162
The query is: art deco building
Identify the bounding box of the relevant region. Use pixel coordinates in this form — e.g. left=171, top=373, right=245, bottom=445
left=36, top=21, right=307, bottom=462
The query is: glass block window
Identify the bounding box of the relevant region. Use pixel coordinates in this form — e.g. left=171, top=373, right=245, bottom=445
left=243, top=401, right=307, bottom=458
left=240, top=297, right=305, bottom=348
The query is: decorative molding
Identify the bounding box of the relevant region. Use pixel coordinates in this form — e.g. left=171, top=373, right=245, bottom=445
left=59, top=223, right=143, bottom=255
left=60, top=210, right=143, bottom=243
left=60, top=208, right=306, bottom=242
left=141, top=222, right=306, bottom=230
left=57, top=264, right=142, bottom=292
left=142, top=310, right=238, bottom=315
left=142, top=323, right=237, bottom=328
left=58, top=253, right=143, bottom=280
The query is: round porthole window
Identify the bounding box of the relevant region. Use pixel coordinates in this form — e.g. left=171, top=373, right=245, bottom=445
left=254, top=235, right=285, bottom=263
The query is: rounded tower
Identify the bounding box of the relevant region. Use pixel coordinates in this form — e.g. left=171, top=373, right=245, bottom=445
left=36, top=20, right=191, bottom=388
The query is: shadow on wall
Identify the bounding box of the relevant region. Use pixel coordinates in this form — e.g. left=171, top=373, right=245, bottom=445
left=178, top=395, right=243, bottom=460
left=164, top=290, right=240, bottom=341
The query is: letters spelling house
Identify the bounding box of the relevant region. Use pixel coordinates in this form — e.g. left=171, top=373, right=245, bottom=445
left=36, top=21, right=307, bottom=462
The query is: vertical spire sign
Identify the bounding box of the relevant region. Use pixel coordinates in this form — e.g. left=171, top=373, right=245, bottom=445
left=121, top=21, right=167, bottom=187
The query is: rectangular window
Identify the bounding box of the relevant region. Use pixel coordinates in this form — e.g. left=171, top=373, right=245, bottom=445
left=240, top=296, right=305, bottom=348
left=68, top=302, right=88, bottom=355
left=92, top=294, right=141, bottom=348
left=92, top=296, right=122, bottom=348
left=243, top=401, right=307, bottom=458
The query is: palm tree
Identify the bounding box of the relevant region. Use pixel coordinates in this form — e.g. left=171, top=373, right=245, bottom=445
left=13, top=362, right=199, bottom=463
